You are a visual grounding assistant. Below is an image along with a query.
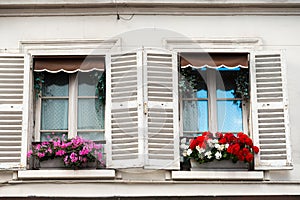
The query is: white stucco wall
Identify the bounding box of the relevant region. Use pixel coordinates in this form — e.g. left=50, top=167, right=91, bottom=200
left=0, top=12, right=300, bottom=196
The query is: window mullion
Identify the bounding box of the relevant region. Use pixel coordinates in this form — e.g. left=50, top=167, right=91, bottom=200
left=68, top=73, right=78, bottom=139
left=208, top=69, right=217, bottom=133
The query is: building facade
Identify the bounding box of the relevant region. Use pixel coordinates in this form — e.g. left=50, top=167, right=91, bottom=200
left=0, top=0, right=300, bottom=198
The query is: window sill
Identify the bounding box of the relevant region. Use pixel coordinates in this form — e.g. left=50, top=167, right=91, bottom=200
left=18, top=169, right=115, bottom=179
left=172, top=171, right=264, bottom=180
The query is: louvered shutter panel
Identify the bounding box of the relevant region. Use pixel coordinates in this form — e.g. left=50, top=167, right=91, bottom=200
left=250, top=50, right=292, bottom=170
left=143, top=49, right=180, bottom=170
left=105, top=51, right=144, bottom=168
left=0, top=54, right=29, bottom=169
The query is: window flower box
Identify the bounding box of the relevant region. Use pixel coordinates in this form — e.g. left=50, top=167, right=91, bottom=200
left=182, top=132, right=259, bottom=171
left=190, top=158, right=249, bottom=171
left=28, top=135, right=104, bottom=170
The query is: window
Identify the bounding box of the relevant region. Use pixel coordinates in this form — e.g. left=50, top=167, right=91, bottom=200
left=180, top=53, right=249, bottom=137
left=33, top=56, right=105, bottom=142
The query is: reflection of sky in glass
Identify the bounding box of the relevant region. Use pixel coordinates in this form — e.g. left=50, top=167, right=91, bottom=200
left=217, top=100, right=243, bottom=132
left=217, top=88, right=235, bottom=98
left=196, top=89, right=208, bottom=98
left=198, top=101, right=208, bottom=132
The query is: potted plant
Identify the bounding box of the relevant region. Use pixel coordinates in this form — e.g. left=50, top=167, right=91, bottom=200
left=28, top=135, right=104, bottom=169
left=181, top=132, right=259, bottom=171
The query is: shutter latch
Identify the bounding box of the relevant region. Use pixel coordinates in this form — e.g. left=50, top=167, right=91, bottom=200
left=144, top=102, right=148, bottom=115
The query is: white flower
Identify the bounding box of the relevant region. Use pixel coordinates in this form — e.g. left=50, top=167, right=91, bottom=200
left=225, top=144, right=229, bottom=149
left=180, top=143, right=189, bottom=150
left=196, top=146, right=205, bottom=153
left=181, top=138, right=187, bottom=144
left=207, top=139, right=214, bottom=148
left=215, top=151, right=222, bottom=160
left=205, top=151, right=212, bottom=159
left=187, top=149, right=193, bottom=156
left=215, top=143, right=225, bottom=151
left=212, top=139, right=218, bottom=144
left=214, top=143, right=220, bottom=149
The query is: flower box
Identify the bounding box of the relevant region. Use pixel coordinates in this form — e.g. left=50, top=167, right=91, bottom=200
left=190, top=158, right=249, bottom=171
left=28, top=136, right=104, bottom=170
left=181, top=132, right=259, bottom=171
left=38, top=158, right=99, bottom=169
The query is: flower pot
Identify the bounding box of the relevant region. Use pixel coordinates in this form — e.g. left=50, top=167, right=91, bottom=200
left=40, top=158, right=65, bottom=169
left=38, top=158, right=99, bottom=170
left=190, top=159, right=249, bottom=171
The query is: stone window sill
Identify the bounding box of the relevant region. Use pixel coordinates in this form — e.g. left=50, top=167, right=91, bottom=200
left=172, top=171, right=264, bottom=180
left=18, top=169, right=115, bottom=179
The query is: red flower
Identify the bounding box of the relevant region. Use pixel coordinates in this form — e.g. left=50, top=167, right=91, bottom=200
left=245, top=138, right=253, bottom=147
left=227, top=145, right=233, bottom=154
left=231, top=143, right=240, bottom=155
left=216, top=132, right=223, bottom=139
left=189, top=139, right=198, bottom=150
left=237, top=150, right=245, bottom=161
left=252, top=146, right=259, bottom=154
left=242, top=147, right=250, bottom=155
left=225, top=133, right=237, bottom=143
left=246, top=153, right=254, bottom=162
left=219, top=137, right=227, bottom=144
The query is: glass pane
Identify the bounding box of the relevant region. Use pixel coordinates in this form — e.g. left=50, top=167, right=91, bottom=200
left=78, top=132, right=104, bottom=141
left=183, top=100, right=208, bottom=133
left=41, top=99, right=68, bottom=130
left=78, top=71, right=103, bottom=96
left=41, top=132, right=65, bottom=142
left=42, top=72, right=69, bottom=96
left=180, top=67, right=207, bottom=98
left=216, top=68, right=240, bottom=98
left=217, top=100, right=243, bottom=132
left=78, top=99, right=104, bottom=130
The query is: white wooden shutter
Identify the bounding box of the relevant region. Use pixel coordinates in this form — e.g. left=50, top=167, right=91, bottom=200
left=250, top=50, right=292, bottom=170
left=105, top=51, right=144, bottom=168
left=143, top=49, right=180, bottom=170
left=0, top=54, right=29, bottom=169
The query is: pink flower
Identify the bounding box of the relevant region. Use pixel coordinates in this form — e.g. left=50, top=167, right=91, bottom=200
left=60, top=142, right=71, bottom=148
left=53, top=140, right=61, bottom=147
left=55, top=150, right=66, bottom=156
left=27, top=150, right=33, bottom=158
left=70, top=152, right=78, bottom=163
left=35, top=144, right=41, bottom=150
left=97, top=152, right=103, bottom=161
left=79, top=146, right=90, bottom=156
left=64, top=156, right=69, bottom=164
left=47, top=148, right=52, bottom=154
left=37, top=152, right=45, bottom=158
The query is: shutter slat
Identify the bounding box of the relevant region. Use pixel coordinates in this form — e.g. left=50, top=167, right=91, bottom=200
left=144, top=49, right=179, bottom=170
left=251, top=51, right=292, bottom=170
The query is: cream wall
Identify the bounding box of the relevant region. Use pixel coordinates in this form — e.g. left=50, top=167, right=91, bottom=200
left=0, top=15, right=300, bottom=183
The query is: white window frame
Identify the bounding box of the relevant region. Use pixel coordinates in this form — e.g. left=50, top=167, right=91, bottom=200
left=180, top=67, right=249, bottom=136
left=34, top=71, right=105, bottom=141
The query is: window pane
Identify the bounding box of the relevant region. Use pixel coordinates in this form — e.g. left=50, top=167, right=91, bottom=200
left=42, top=72, right=68, bottom=96
left=180, top=67, right=207, bottom=98
left=41, top=132, right=65, bottom=142
left=78, top=71, right=103, bottom=96
left=217, top=100, right=243, bottom=132
left=78, top=99, right=104, bottom=130
left=216, top=68, right=240, bottom=98
left=41, top=99, right=68, bottom=130
left=183, top=100, right=208, bottom=132
left=78, top=132, right=104, bottom=141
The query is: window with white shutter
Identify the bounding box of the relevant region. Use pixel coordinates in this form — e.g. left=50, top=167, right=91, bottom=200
left=250, top=50, right=293, bottom=170
left=0, top=54, right=29, bottom=169
left=105, top=49, right=180, bottom=170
